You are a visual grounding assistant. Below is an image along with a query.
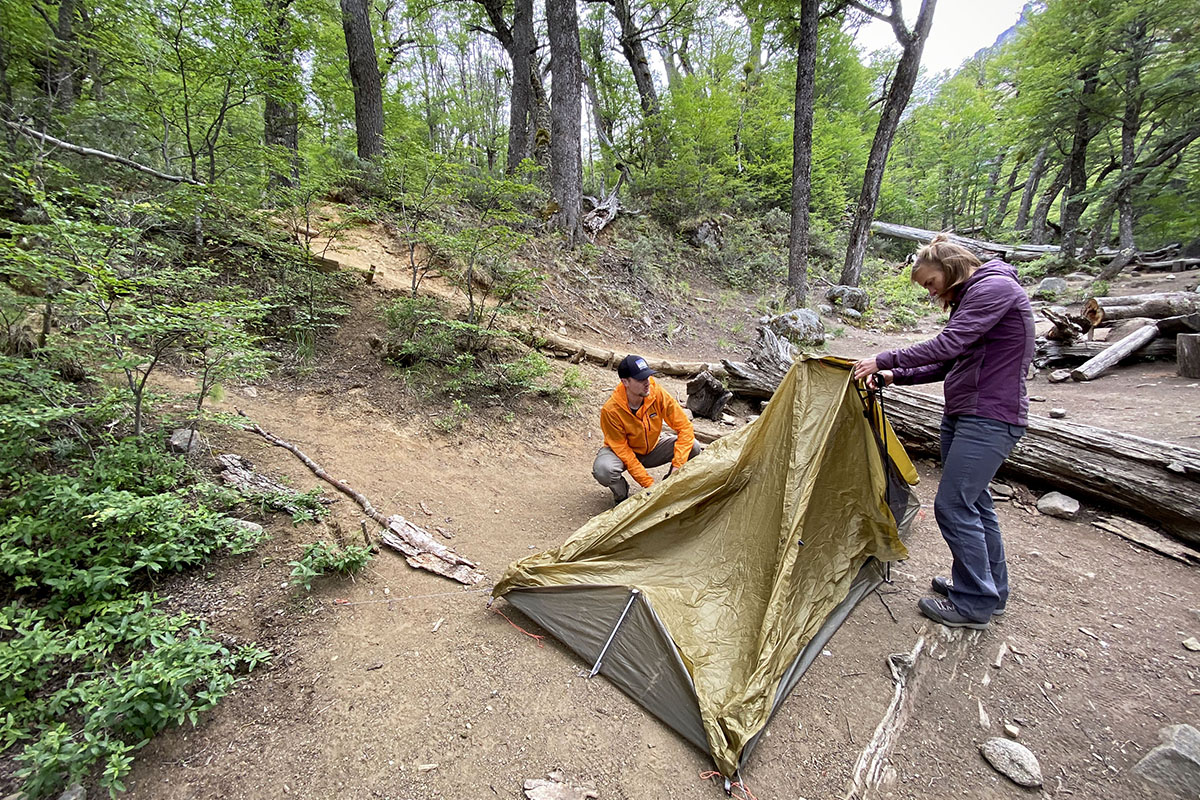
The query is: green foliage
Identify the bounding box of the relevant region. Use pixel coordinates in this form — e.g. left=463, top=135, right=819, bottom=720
left=1017, top=254, right=1057, bottom=284
left=867, top=265, right=929, bottom=329
left=288, top=541, right=373, bottom=590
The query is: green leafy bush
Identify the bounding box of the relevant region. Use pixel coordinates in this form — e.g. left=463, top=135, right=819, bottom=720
left=288, top=541, right=374, bottom=590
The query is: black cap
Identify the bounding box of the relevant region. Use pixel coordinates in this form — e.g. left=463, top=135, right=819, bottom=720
left=617, top=354, right=655, bottom=381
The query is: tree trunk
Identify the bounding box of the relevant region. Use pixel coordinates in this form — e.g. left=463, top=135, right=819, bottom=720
left=507, top=0, right=534, bottom=171
left=0, top=31, right=17, bottom=153
left=1029, top=166, right=1065, bottom=245
left=1014, top=144, right=1047, bottom=231
left=839, top=0, right=938, bottom=287
left=1069, top=324, right=1160, bottom=381
left=582, top=29, right=616, bottom=156
left=979, top=151, right=1005, bottom=230
left=50, top=0, right=80, bottom=112
left=547, top=0, right=584, bottom=245
left=607, top=0, right=659, bottom=121
left=786, top=0, right=819, bottom=307
left=531, top=66, right=552, bottom=169
left=990, top=154, right=1023, bottom=229
left=1179, top=334, right=1200, bottom=379
left=340, top=0, right=384, bottom=161
left=1059, top=63, right=1101, bottom=260
left=263, top=0, right=299, bottom=191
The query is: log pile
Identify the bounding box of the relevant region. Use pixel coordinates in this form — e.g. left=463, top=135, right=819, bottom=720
left=1068, top=299, right=1200, bottom=380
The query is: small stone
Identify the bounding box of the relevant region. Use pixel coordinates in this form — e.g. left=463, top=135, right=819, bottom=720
left=817, top=303, right=835, bottom=316
left=1004, top=724, right=1021, bottom=739
left=1133, top=724, right=1200, bottom=799
left=1049, top=408, right=1068, bottom=419
left=58, top=786, right=86, bottom=800
left=523, top=774, right=600, bottom=800
left=1037, top=491, right=1081, bottom=520
left=168, top=427, right=204, bottom=454
left=228, top=519, right=264, bottom=536
left=1029, top=395, right=1046, bottom=402
left=840, top=308, right=863, bottom=321
left=1183, top=637, right=1200, bottom=652
left=1049, top=369, right=1073, bottom=383
left=242, top=386, right=258, bottom=397
left=989, top=482, right=1014, bottom=500
left=980, top=737, right=1043, bottom=787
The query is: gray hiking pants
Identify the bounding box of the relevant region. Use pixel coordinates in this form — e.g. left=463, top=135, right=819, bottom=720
left=935, top=414, right=1025, bottom=622
left=593, top=436, right=701, bottom=498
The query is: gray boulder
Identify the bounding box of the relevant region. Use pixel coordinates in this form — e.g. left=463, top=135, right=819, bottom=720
left=839, top=308, right=863, bottom=322
left=824, top=285, right=870, bottom=313
left=1037, top=491, right=1080, bottom=520
left=764, top=309, right=825, bottom=347
left=1036, top=277, right=1069, bottom=298
left=58, top=785, right=86, bottom=800
left=1133, top=724, right=1200, bottom=799
left=980, top=737, right=1043, bottom=787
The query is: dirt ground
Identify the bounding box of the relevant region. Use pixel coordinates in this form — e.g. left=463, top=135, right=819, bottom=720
left=118, top=244, right=1200, bottom=800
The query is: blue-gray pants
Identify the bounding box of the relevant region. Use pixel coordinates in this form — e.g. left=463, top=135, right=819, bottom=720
left=936, top=414, right=1025, bottom=622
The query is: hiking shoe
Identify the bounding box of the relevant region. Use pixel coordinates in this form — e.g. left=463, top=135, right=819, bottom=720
left=610, top=479, right=630, bottom=506
left=931, top=575, right=1006, bottom=616
left=917, top=596, right=990, bottom=630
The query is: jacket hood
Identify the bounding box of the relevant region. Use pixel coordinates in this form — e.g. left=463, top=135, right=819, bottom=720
left=966, top=259, right=1019, bottom=286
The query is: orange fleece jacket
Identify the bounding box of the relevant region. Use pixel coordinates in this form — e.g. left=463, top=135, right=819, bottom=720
left=599, top=377, right=695, bottom=488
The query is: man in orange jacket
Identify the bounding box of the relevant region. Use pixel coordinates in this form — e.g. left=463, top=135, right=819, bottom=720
left=593, top=354, right=699, bottom=504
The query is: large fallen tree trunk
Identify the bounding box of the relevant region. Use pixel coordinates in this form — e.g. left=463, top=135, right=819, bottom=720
left=1035, top=337, right=1175, bottom=367
left=718, top=361, right=1200, bottom=545
left=1083, top=293, right=1200, bottom=326
left=1070, top=313, right=1200, bottom=381
left=518, top=327, right=725, bottom=379
left=869, top=220, right=1118, bottom=264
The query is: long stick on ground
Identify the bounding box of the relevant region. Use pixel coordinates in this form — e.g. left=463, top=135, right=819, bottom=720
left=238, top=410, right=485, bottom=585
left=4, top=120, right=205, bottom=185
left=843, top=636, right=926, bottom=799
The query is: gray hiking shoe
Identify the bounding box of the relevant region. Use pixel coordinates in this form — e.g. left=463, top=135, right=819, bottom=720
left=931, top=575, right=1006, bottom=616
left=917, top=596, right=990, bottom=630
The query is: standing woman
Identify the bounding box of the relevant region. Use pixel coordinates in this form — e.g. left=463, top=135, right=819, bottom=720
left=852, top=234, right=1035, bottom=630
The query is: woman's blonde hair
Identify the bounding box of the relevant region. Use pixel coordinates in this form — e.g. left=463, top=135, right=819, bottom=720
left=912, top=233, right=982, bottom=306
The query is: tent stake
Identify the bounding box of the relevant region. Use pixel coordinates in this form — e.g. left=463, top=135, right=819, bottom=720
left=588, top=588, right=640, bottom=678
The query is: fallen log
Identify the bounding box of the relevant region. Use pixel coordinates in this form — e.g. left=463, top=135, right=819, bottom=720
left=686, top=371, right=733, bottom=420
left=237, top=410, right=485, bottom=585
left=1070, top=324, right=1161, bottom=381
left=1035, top=337, right=1175, bottom=367
left=1083, top=292, right=1200, bottom=326
left=719, top=363, right=1200, bottom=545
left=1071, top=313, right=1200, bottom=380
left=1134, top=258, right=1200, bottom=273
left=216, top=454, right=333, bottom=515
left=518, top=326, right=726, bottom=379
left=869, top=220, right=1118, bottom=264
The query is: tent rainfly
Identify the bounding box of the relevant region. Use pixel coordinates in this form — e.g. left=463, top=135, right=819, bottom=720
left=493, top=356, right=920, bottom=779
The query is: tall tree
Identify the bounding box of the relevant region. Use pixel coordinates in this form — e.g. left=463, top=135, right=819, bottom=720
left=339, top=0, right=384, bottom=160
left=547, top=0, right=584, bottom=243
left=786, top=0, right=820, bottom=306
left=1013, top=144, right=1047, bottom=231
left=263, top=0, right=299, bottom=190
left=839, top=0, right=936, bottom=287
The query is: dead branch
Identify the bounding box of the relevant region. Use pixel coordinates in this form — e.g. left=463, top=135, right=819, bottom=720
left=237, top=410, right=485, bottom=585
left=4, top=119, right=205, bottom=185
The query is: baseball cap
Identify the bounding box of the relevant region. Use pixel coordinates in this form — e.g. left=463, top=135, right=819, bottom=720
left=617, top=354, right=655, bottom=381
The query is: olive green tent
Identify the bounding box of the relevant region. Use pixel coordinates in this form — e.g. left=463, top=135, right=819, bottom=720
left=493, top=356, right=920, bottom=778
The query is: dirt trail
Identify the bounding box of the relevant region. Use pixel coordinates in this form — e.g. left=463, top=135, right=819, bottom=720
left=123, top=250, right=1200, bottom=800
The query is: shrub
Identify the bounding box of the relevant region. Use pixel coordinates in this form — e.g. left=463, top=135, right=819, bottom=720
left=288, top=541, right=374, bottom=590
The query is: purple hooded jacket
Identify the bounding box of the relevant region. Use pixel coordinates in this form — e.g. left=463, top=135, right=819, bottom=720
left=876, top=260, right=1035, bottom=426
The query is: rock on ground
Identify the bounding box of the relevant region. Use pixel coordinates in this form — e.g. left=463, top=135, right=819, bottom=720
left=523, top=772, right=599, bottom=800
left=1036, top=277, right=1069, bottom=298
left=1037, top=491, right=1080, bottom=520
left=1133, top=724, right=1200, bottom=799
left=764, top=309, right=825, bottom=347
left=824, top=285, right=870, bottom=313
left=169, top=427, right=205, bottom=454
left=980, top=737, right=1043, bottom=787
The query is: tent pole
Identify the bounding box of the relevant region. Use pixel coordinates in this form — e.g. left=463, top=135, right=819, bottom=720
left=588, top=588, right=640, bottom=678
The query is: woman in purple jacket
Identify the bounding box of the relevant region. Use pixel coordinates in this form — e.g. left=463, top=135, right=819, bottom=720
left=852, top=235, right=1035, bottom=630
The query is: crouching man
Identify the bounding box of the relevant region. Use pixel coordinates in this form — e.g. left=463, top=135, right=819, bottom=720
left=593, top=354, right=700, bottom=505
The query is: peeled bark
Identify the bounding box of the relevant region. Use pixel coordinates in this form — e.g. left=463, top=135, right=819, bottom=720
left=339, top=0, right=384, bottom=161
left=1083, top=293, right=1200, bottom=326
